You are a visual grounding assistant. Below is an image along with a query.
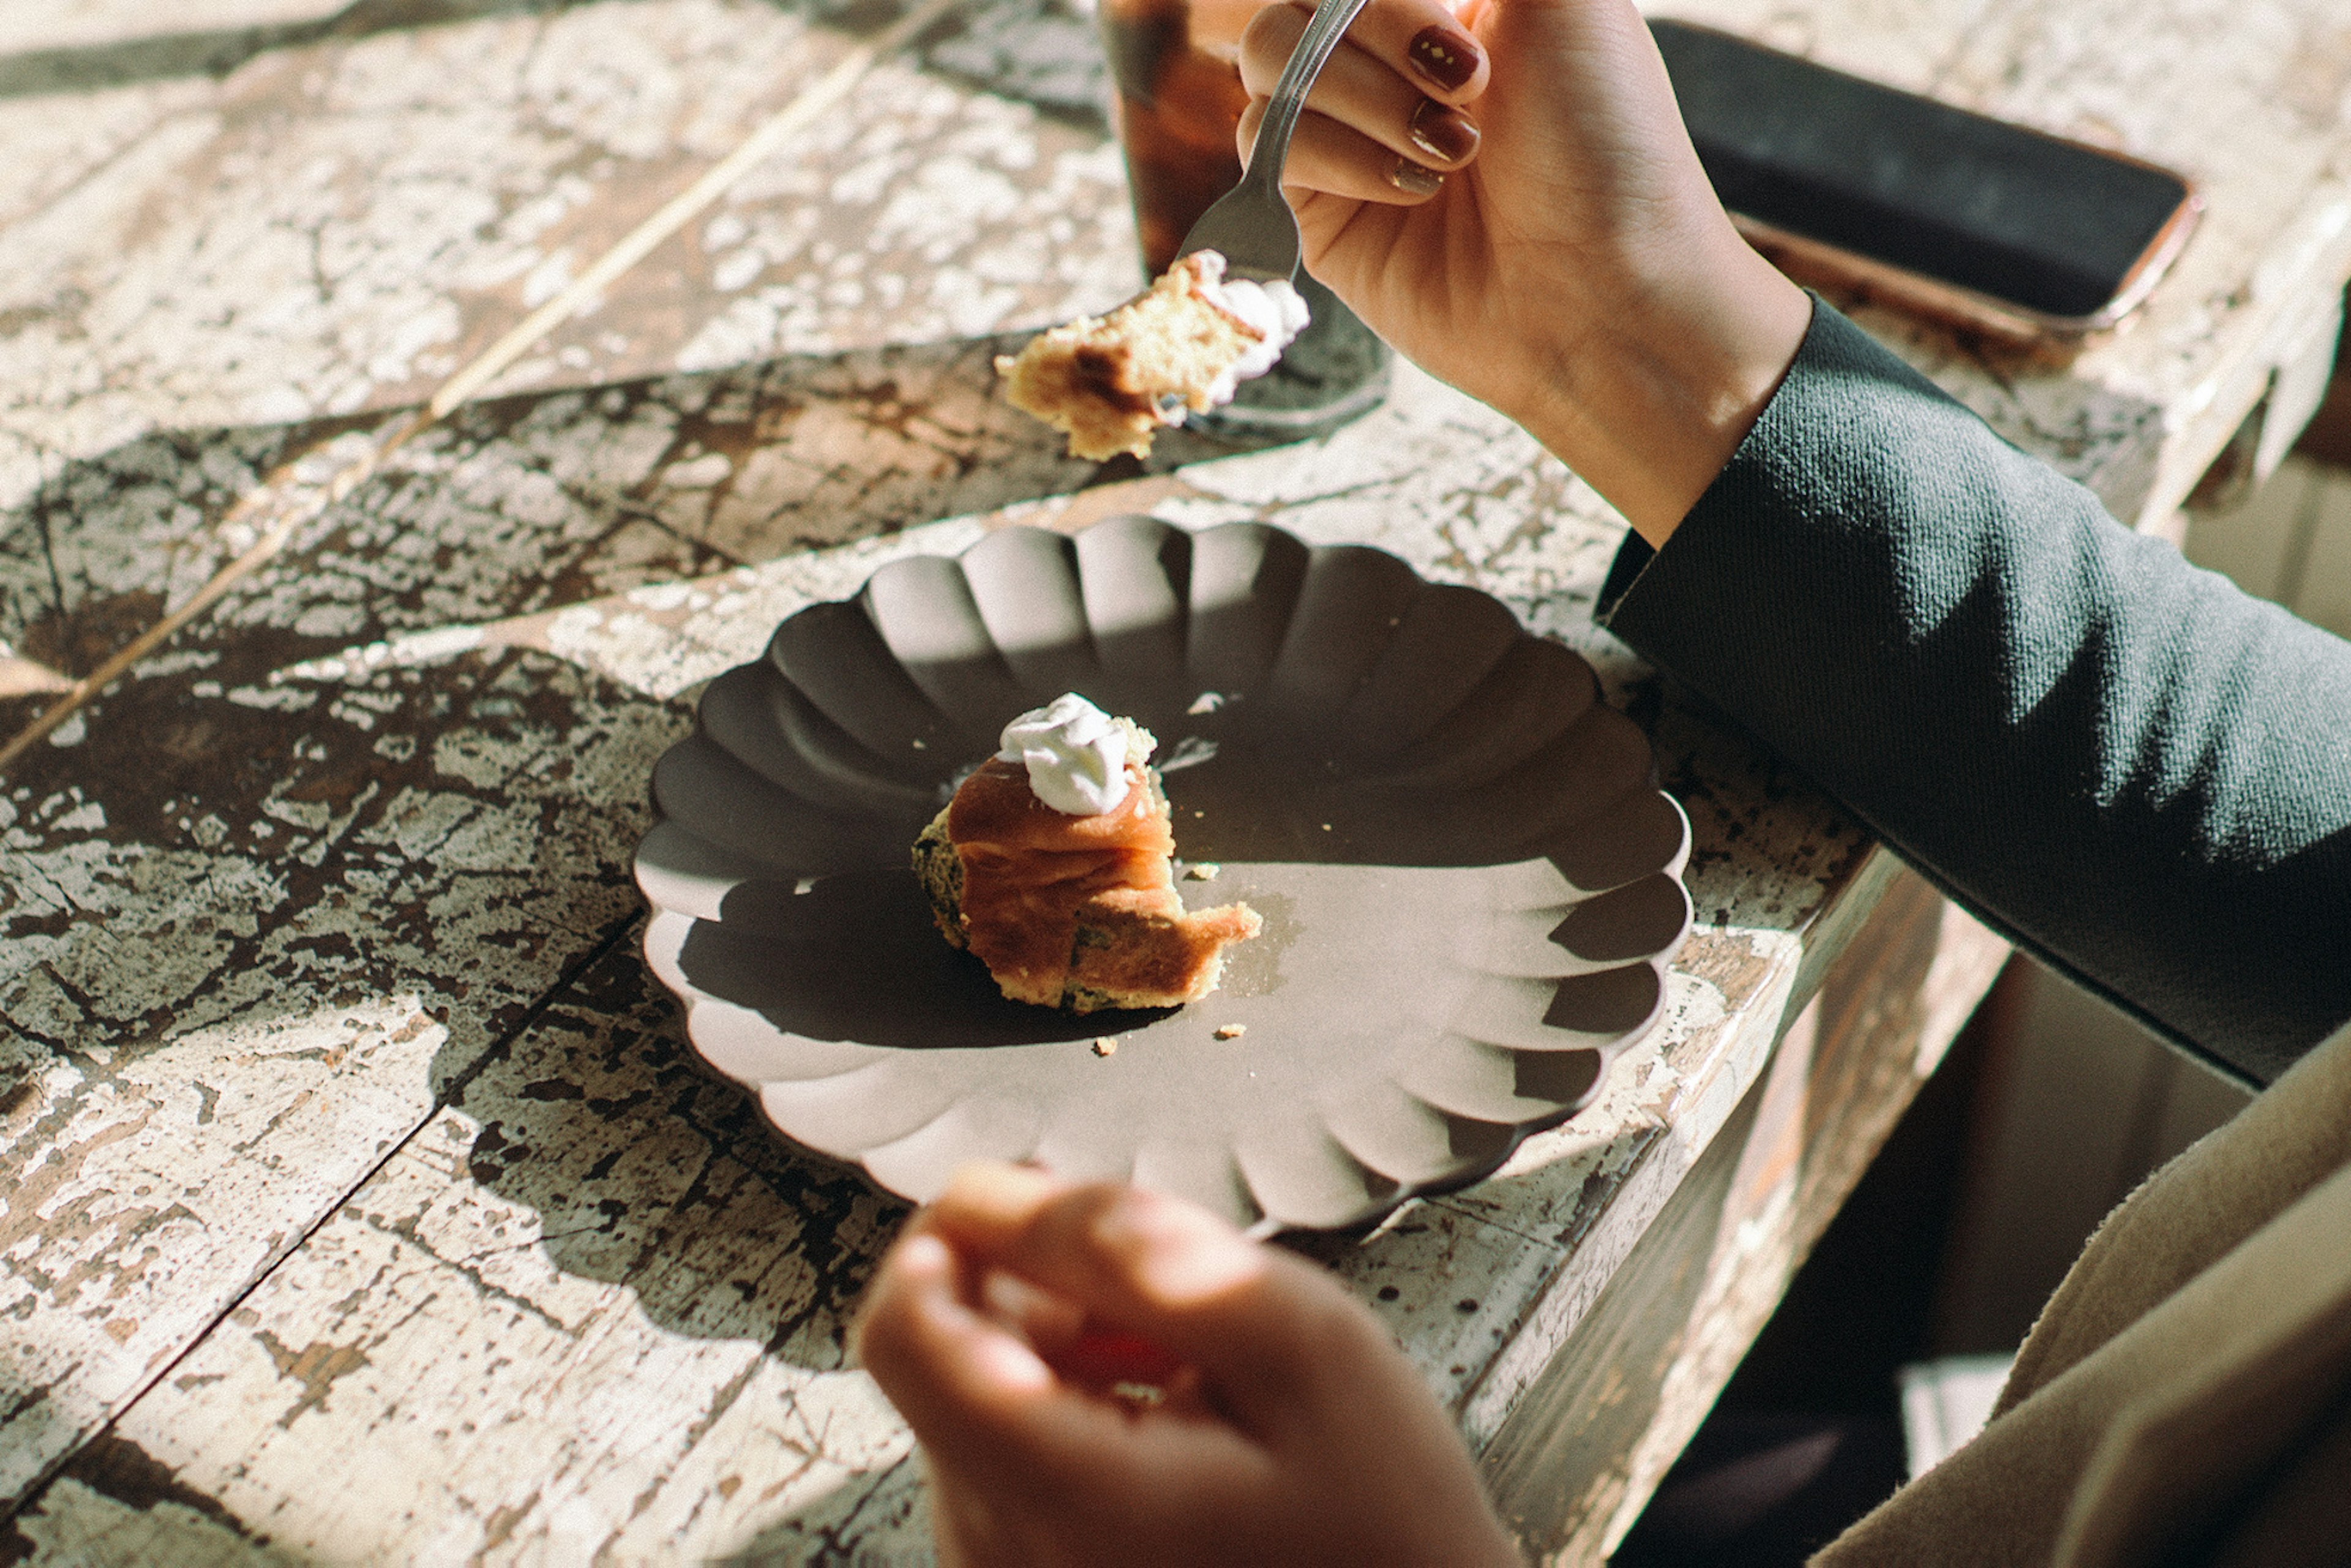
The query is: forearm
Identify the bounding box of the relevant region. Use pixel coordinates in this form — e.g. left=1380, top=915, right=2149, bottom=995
left=1513, top=225, right=1810, bottom=547
left=1599, top=298, right=2351, bottom=1086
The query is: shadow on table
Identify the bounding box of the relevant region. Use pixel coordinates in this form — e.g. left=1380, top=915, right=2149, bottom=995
left=0, top=321, right=1212, bottom=718
left=422, top=927, right=909, bottom=1355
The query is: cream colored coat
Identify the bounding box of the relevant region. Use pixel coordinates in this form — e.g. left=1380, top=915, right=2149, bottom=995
left=1817, top=1019, right=2351, bottom=1566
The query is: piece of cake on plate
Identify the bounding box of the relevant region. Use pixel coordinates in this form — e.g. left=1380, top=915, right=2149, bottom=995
left=914, top=693, right=1261, bottom=1011
left=995, top=250, right=1309, bottom=461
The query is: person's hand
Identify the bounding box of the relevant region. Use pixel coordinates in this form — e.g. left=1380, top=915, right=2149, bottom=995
left=1229, top=0, right=1811, bottom=543
left=854, top=1162, right=1521, bottom=1567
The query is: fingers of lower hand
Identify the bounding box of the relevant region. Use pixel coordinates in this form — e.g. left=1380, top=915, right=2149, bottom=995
left=905, top=1174, right=1452, bottom=1502
left=973, top=1182, right=1394, bottom=1428
left=931, top=1176, right=1258, bottom=1316
left=980, top=1264, right=1087, bottom=1357
left=861, top=1229, right=1146, bottom=1491
left=934, top=1160, right=1063, bottom=1242
left=859, top=1233, right=1048, bottom=1411
left=1239, top=100, right=1450, bottom=205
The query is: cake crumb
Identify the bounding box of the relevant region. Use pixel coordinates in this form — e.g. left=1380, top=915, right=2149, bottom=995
left=1213, top=1023, right=1246, bottom=1040
left=1093, top=1037, right=1119, bottom=1057
left=1185, top=862, right=1221, bottom=880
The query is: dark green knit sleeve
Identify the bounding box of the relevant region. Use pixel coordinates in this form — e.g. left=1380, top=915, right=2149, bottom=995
left=1597, top=298, right=2351, bottom=1087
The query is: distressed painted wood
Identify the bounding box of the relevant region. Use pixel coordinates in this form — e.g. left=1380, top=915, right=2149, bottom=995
left=1, top=0, right=2345, bottom=1559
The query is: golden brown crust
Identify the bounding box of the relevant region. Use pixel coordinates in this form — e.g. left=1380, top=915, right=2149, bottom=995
left=993, top=253, right=1262, bottom=462
left=912, top=806, right=964, bottom=948
left=1065, top=888, right=1262, bottom=1010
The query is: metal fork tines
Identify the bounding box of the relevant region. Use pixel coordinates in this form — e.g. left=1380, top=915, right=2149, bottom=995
left=1175, top=0, right=1375, bottom=282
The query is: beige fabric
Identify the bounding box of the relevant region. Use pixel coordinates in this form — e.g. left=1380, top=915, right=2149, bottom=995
left=1813, top=1019, right=2351, bottom=1568
left=2053, top=1166, right=2351, bottom=1567
left=1999, top=1024, right=2351, bottom=1414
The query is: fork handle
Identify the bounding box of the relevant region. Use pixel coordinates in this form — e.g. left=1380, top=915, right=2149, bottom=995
left=1240, top=0, right=1377, bottom=197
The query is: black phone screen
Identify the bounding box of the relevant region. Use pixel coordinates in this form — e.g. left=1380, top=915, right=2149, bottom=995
left=1651, top=20, right=2194, bottom=321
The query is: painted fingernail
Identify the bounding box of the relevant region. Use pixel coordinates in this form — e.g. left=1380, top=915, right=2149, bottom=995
left=1408, top=25, right=1480, bottom=91
left=1408, top=99, right=1479, bottom=163
left=1390, top=158, right=1445, bottom=197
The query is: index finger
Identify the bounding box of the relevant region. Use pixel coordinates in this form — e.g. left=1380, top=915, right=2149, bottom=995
left=1246, top=0, right=1490, bottom=103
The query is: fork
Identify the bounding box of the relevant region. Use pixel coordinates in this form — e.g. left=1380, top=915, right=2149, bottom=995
left=1175, top=0, right=1376, bottom=282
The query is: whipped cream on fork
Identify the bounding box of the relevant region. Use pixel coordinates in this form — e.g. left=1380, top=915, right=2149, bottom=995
left=1190, top=250, right=1311, bottom=405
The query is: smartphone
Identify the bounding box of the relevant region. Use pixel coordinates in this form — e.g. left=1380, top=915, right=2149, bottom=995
left=1651, top=18, right=2203, bottom=340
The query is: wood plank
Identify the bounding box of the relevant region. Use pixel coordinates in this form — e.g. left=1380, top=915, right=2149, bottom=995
left=1479, top=866, right=2009, bottom=1564
left=7, top=940, right=930, bottom=1565
left=0, top=0, right=1141, bottom=519
left=0, top=647, right=678, bottom=1508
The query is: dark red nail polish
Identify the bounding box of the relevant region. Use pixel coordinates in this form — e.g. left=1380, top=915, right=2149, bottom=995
left=1408, top=99, right=1479, bottom=163
left=1390, top=158, right=1445, bottom=197
left=1409, top=26, right=1480, bottom=91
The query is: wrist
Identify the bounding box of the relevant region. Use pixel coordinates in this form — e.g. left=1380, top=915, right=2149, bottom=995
left=1513, top=234, right=1810, bottom=549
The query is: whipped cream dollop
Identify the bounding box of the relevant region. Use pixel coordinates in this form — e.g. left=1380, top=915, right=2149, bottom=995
left=1193, top=251, right=1311, bottom=407
left=997, top=693, right=1152, bottom=816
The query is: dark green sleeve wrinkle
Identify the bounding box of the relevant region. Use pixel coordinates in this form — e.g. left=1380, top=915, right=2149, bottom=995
left=1598, top=299, right=2351, bottom=1087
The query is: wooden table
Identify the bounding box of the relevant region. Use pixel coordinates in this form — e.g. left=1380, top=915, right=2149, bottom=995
left=1, top=0, right=2342, bottom=1561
